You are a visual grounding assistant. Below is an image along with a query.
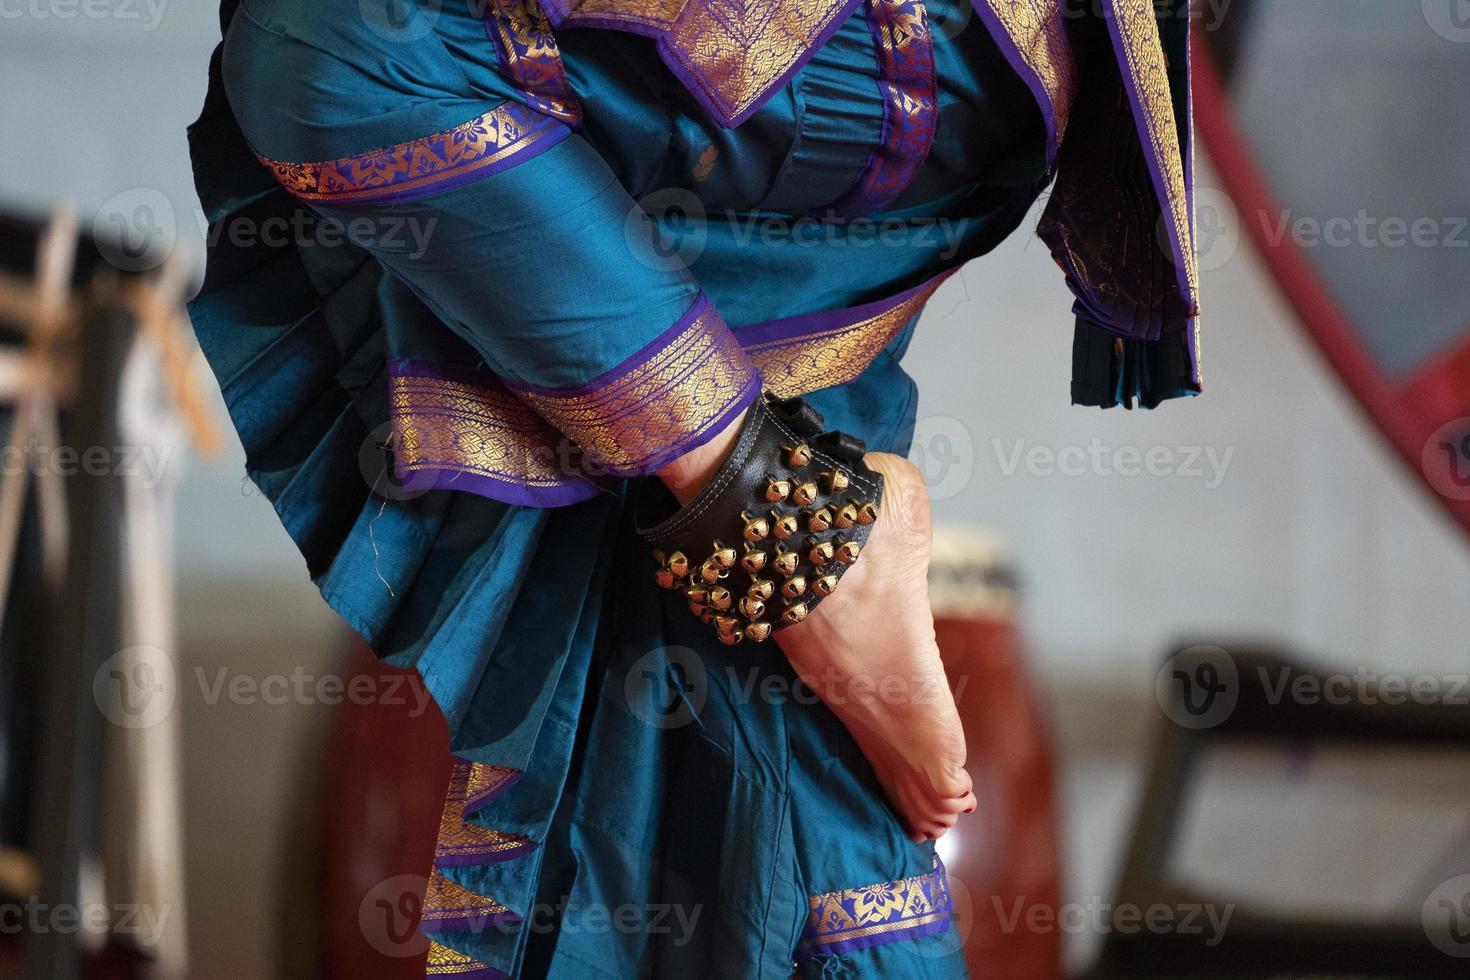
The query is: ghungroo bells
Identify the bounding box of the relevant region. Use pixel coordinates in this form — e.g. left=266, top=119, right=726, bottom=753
left=639, top=393, right=883, bottom=646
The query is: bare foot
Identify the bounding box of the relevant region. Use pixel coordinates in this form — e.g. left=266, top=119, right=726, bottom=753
left=776, top=453, right=973, bottom=842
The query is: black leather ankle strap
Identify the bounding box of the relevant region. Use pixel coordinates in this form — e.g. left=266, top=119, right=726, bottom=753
left=635, top=392, right=883, bottom=645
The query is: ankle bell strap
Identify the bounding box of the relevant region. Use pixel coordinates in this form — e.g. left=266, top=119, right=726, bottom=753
left=635, top=392, right=883, bottom=645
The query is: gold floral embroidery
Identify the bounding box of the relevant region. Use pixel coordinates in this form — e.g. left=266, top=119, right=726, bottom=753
left=486, top=1, right=583, bottom=125
left=390, top=375, right=577, bottom=488
left=256, top=103, right=563, bottom=204
left=978, top=0, right=1077, bottom=150
left=545, top=0, right=861, bottom=124
left=421, top=869, right=513, bottom=926
left=464, top=763, right=522, bottom=809
left=426, top=940, right=493, bottom=975
left=800, top=858, right=952, bottom=954
left=746, top=277, right=947, bottom=398
left=1107, top=0, right=1197, bottom=309
left=513, top=303, right=757, bottom=473
left=436, top=761, right=533, bottom=863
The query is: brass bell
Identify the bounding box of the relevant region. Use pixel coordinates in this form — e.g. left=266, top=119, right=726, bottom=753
left=772, top=547, right=800, bottom=578
left=808, top=541, right=835, bottom=565
left=745, top=621, right=772, bottom=643
left=708, top=585, right=733, bottom=611
left=764, top=476, right=792, bottom=502
left=821, top=469, right=850, bottom=493
left=740, top=548, right=768, bottom=574
left=699, top=559, right=726, bottom=585
left=792, top=482, right=819, bottom=507
left=780, top=602, right=809, bottom=626
left=718, top=627, right=745, bottom=646
left=781, top=575, right=808, bottom=599
left=713, top=614, right=741, bottom=636
left=833, top=502, right=858, bottom=529
left=688, top=599, right=709, bottom=617
left=741, top=509, right=770, bottom=543
left=747, top=578, right=776, bottom=601
left=855, top=501, right=879, bottom=525
left=771, top=510, right=798, bottom=540
left=836, top=540, right=861, bottom=565
left=811, top=574, right=839, bottom=597
left=667, top=551, right=690, bottom=578
left=686, top=585, right=710, bottom=605
left=709, top=543, right=738, bottom=570
left=738, top=595, right=765, bottom=620
left=784, top=443, right=812, bottom=468
left=655, top=567, right=679, bottom=590
left=697, top=607, right=716, bottom=625
left=806, top=506, right=833, bottom=533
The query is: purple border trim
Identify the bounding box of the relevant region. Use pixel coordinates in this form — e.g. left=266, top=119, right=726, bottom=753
left=388, top=361, right=606, bottom=508
left=419, top=908, right=524, bottom=935
left=503, top=293, right=712, bottom=399
left=539, top=0, right=863, bottom=128
left=969, top=0, right=1061, bottom=163
left=388, top=273, right=955, bottom=508
left=432, top=964, right=508, bottom=980
left=1099, top=0, right=1195, bottom=314
left=501, top=294, right=762, bottom=478
left=435, top=838, right=539, bottom=868
left=258, top=105, right=570, bottom=206
left=822, top=0, right=938, bottom=218
left=794, top=857, right=955, bottom=962
left=806, top=910, right=952, bottom=959
left=736, top=270, right=955, bottom=350
left=462, top=766, right=524, bottom=817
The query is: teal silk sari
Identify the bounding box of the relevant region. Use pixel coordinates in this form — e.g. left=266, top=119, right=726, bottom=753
left=186, top=0, right=1198, bottom=975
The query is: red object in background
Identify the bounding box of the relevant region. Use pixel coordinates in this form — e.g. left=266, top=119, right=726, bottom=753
left=937, top=613, right=1064, bottom=980
left=317, top=642, right=450, bottom=980
left=318, top=611, right=1063, bottom=978
left=1192, top=36, right=1470, bottom=541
